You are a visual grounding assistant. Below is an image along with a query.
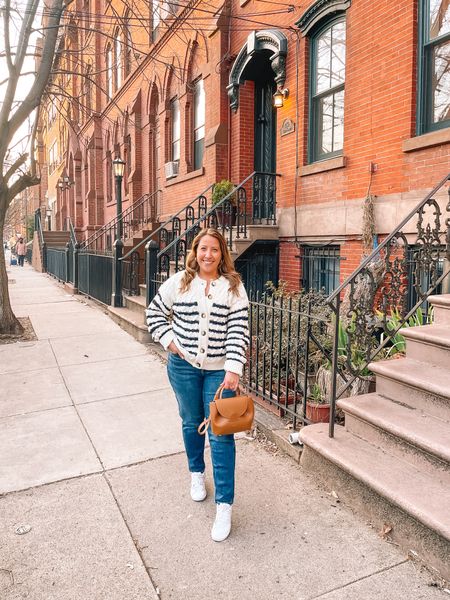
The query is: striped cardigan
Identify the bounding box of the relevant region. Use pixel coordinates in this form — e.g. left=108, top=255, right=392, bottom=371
left=145, top=270, right=249, bottom=376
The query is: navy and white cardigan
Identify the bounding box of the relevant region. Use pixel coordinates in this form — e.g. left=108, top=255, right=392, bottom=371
left=146, top=270, right=249, bottom=376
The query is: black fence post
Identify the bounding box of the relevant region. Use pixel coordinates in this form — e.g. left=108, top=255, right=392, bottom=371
left=42, top=242, right=47, bottom=272
left=145, top=239, right=159, bottom=307
left=65, top=242, right=70, bottom=283
left=111, top=239, right=124, bottom=307
left=73, top=242, right=80, bottom=290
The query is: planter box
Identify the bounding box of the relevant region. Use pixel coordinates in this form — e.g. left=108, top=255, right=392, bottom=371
left=306, top=402, right=330, bottom=424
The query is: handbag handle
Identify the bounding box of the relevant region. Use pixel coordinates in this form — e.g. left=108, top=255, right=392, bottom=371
left=213, top=382, right=241, bottom=402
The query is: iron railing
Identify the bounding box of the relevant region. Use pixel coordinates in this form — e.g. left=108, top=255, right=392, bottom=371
left=46, top=247, right=67, bottom=281
left=243, top=290, right=332, bottom=429
left=35, top=208, right=46, bottom=271
left=78, top=252, right=113, bottom=305
left=80, top=190, right=160, bottom=254
left=325, top=172, right=450, bottom=436
left=146, top=172, right=280, bottom=300
left=121, top=182, right=216, bottom=298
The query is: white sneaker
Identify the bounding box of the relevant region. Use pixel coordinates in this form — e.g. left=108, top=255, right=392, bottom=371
left=190, top=472, right=206, bottom=502
left=211, top=503, right=232, bottom=542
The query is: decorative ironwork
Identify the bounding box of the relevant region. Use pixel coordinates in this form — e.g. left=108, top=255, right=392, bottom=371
left=122, top=251, right=141, bottom=296
left=81, top=190, right=160, bottom=254
left=326, top=173, right=450, bottom=437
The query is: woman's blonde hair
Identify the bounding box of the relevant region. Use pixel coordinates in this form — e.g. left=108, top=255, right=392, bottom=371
left=180, top=228, right=242, bottom=295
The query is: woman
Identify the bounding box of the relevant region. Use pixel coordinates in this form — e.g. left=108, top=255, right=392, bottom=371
left=146, top=228, right=249, bottom=542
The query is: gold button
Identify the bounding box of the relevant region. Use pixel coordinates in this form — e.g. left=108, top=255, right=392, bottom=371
left=202, top=331, right=206, bottom=336
left=200, top=348, right=205, bottom=353
left=201, top=313, right=206, bottom=318
left=208, top=294, right=212, bottom=300
left=196, top=362, right=201, bottom=367
left=211, top=282, right=216, bottom=286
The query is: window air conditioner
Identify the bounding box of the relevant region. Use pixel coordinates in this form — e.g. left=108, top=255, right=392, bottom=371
left=165, top=161, right=179, bottom=179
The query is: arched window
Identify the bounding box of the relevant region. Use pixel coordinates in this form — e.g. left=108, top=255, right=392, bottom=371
left=418, top=0, right=450, bottom=133
left=309, top=17, right=346, bottom=162
left=114, top=29, right=122, bottom=90
left=151, top=0, right=160, bottom=42
left=170, top=97, right=180, bottom=162
left=193, top=79, right=205, bottom=170
left=123, top=12, right=132, bottom=78
left=106, top=45, right=113, bottom=100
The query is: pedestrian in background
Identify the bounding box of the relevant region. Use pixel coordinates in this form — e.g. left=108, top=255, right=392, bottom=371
left=146, top=228, right=249, bottom=542
left=15, top=236, right=27, bottom=267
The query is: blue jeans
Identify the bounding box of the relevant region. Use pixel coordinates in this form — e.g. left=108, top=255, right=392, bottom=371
left=167, top=354, right=236, bottom=504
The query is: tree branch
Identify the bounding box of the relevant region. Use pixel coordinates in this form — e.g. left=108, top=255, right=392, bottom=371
left=4, top=154, right=28, bottom=183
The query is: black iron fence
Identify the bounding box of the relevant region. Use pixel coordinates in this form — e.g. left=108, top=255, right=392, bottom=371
left=78, top=252, right=113, bottom=305
left=46, top=248, right=67, bottom=281
left=243, top=290, right=333, bottom=429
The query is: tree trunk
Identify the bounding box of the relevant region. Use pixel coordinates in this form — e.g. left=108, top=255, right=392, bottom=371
left=0, top=212, right=24, bottom=335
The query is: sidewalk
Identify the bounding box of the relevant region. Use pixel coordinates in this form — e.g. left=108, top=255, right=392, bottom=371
left=0, top=264, right=447, bottom=599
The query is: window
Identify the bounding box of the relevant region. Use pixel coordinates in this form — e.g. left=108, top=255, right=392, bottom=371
left=106, top=45, right=113, bottom=99
left=114, top=30, right=122, bottom=90
left=418, top=0, right=450, bottom=133
left=106, top=150, right=112, bottom=203
left=49, top=141, right=58, bottom=173
left=171, top=98, right=180, bottom=162
left=309, top=18, right=346, bottom=162
left=193, top=79, right=205, bottom=170
left=151, top=0, right=160, bottom=42
left=123, top=14, right=132, bottom=77
left=302, top=246, right=341, bottom=295
left=84, top=65, right=92, bottom=114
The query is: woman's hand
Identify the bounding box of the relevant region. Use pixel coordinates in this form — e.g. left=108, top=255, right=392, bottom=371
left=168, top=342, right=184, bottom=358
left=223, top=371, right=240, bottom=391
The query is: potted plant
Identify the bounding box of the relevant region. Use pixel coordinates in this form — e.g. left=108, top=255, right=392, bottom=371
left=211, top=180, right=237, bottom=227
left=306, top=381, right=331, bottom=424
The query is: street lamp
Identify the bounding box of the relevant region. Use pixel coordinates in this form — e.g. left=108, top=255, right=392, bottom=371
left=111, top=156, right=125, bottom=308
left=273, top=87, right=289, bottom=109
left=112, top=156, right=125, bottom=240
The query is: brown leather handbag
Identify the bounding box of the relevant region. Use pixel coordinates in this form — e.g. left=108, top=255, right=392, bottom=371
left=198, top=384, right=254, bottom=436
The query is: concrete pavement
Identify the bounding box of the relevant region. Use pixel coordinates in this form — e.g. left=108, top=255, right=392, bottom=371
left=0, top=264, right=448, bottom=599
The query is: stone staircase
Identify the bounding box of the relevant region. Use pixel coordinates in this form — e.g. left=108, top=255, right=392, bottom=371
left=107, top=223, right=279, bottom=341
left=43, top=230, right=70, bottom=248
left=300, top=294, right=450, bottom=581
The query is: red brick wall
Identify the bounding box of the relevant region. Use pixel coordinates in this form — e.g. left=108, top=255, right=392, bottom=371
left=48, top=0, right=449, bottom=286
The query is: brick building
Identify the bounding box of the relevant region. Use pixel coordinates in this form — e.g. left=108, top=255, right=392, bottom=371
left=37, top=0, right=450, bottom=295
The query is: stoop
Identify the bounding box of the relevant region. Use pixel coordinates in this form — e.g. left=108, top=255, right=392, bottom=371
left=107, top=285, right=151, bottom=343
left=300, top=294, right=450, bottom=581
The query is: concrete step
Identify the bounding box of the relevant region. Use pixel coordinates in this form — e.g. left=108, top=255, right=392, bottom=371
left=369, top=358, right=450, bottom=422
left=43, top=231, right=70, bottom=248
left=124, top=294, right=147, bottom=321
left=429, top=294, right=450, bottom=326
left=338, top=393, right=450, bottom=477
left=300, top=423, right=450, bottom=580
left=402, top=324, right=450, bottom=369
left=107, top=306, right=151, bottom=343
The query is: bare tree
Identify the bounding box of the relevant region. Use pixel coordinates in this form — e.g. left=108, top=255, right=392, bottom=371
left=0, top=0, right=70, bottom=334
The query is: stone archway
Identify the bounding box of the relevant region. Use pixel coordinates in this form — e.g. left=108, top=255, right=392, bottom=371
left=227, top=29, right=288, bottom=112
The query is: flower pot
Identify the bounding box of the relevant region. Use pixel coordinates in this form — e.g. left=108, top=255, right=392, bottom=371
left=215, top=205, right=237, bottom=228
left=306, top=401, right=330, bottom=424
